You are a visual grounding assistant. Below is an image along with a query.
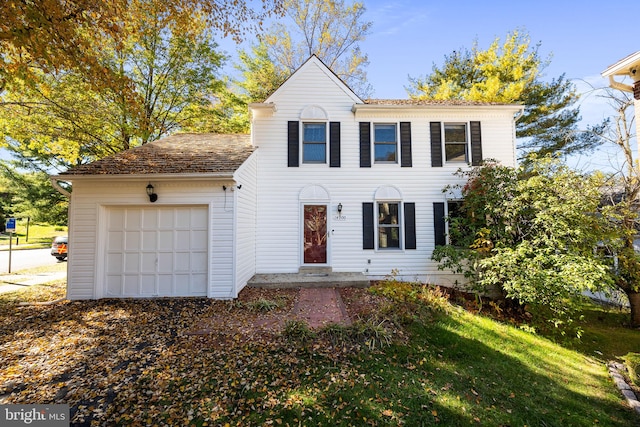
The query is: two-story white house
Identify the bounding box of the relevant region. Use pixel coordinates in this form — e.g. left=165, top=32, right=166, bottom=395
left=55, top=56, right=522, bottom=300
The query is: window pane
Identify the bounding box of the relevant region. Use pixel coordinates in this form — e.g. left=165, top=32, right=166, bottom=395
left=444, top=124, right=466, bottom=142
left=304, top=123, right=326, bottom=143
left=378, top=227, right=400, bottom=248
left=375, top=143, right=397, bottom=162
left=445, top=143, right=467, bottom=162
left=378, top=202, right=399, bottom=224
left=303, top=143, right=326, bottom=162
left=303, top=122, right=326, bottom=163
left=374, top=124, right=396, bottom=142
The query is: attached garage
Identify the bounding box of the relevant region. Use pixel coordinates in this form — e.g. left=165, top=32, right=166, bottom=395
left=53, top=133, right=257, bottom=300
left=104, top=206, right=209, bottom=297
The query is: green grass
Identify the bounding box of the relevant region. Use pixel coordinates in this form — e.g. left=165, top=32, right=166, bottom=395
left=230, top=308, right=635, bottom=426
left=0, top=222, right=66, bottom=249
left=0, top=282, right=638, bottom=426
left=564, top=303, right=640, bottom=362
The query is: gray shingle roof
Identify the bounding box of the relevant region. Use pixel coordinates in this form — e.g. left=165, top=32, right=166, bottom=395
left=59, top=133, right=253, bottom=176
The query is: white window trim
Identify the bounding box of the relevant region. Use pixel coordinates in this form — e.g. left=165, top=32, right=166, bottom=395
left=373, top=123, right=399, bottom=164
left=442, top=122, right=470, bottom=164
left=376, top=200, right=403, bottom=250
left=301, top=121, right=328, bottom=164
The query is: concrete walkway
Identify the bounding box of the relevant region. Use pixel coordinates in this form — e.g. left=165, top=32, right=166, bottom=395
left=0, top=271, right=67, bottom=294
left=292, top=287, right=351, bottom=329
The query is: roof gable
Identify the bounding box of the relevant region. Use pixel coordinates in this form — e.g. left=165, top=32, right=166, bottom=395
left=264, top=55, right=362, bottom=104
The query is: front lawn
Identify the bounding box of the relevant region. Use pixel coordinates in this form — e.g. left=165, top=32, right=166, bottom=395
left=0, top=222, right=67, bottom=249
left=0, top=281, right=638, bottom=426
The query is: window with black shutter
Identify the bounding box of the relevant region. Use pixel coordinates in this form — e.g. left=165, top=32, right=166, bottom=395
left=362, top=202, right=375, bottom=249
left=287, top=121, right=299, bottom=167
left=470, top=121, right=483, bottom=166
left=329, top=121, right=341, bottom=167
left=430, top=122, right=443, bottom=167
left=400, top=122, right=412, bottom=167
left=404, top=202, right=416, bottom=249
left=360, top=122, right=371, bottom=167
left=433, top=202, right=446, bottom=246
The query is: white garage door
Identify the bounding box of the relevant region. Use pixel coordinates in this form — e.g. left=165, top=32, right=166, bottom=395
left=105, top=206, right=209, bottom=297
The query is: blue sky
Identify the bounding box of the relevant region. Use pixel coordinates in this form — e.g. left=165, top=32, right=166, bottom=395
left=355, top=0, right=637, bottom=170
left=217, top=0, right=636, bottom=170
left=361, top=0, right=636, bottom=100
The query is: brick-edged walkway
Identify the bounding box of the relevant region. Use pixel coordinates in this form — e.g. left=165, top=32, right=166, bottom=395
left=293, top=287, right=351, bottom=329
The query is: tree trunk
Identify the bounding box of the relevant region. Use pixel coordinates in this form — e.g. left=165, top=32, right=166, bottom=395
left=628, top=290, right=640, bottom=328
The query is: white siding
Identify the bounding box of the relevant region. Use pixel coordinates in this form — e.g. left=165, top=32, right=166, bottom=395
left=66, top=179, right=234, bottom=299
left=252, top=57, right=520, bottom=286
left=233, top=152, right=258, bottom=296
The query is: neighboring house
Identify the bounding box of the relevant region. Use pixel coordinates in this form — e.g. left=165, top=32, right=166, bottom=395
left=54, top=56, right=522, bottom=300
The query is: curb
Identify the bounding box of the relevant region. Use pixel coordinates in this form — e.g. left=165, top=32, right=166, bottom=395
left=608, top=361, right=640, bottom=415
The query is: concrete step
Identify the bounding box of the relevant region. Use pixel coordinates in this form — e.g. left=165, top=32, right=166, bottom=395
left=247, top=272, right=370, bottom=289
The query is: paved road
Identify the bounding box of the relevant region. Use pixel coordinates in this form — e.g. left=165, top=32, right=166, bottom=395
left=0, top=248, right=61, bottom=274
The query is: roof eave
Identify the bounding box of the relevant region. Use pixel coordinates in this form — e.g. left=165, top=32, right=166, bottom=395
left=248, top=102, right=277, bottom=112
left=351, top=103, right=524, bottom=114
left=52, top=172, right=236, bottom=182
left=601, top=51, right=640, bottom=77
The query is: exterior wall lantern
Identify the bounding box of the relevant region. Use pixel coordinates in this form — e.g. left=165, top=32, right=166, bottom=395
left=337, top=203, right=343, bottom=214
left=146, top=183, right=158, bottom=202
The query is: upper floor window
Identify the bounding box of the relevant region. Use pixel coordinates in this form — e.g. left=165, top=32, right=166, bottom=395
left=303, top=122, right=326, bottom=163
left=444, top=123, right=468, bottom=162
left=378, top=202, right=401, bottom=249
left=374, top=124, right=397, bottom=163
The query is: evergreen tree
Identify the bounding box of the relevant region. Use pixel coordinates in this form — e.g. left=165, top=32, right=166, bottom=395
left=408, top=30, right=596, bottom=159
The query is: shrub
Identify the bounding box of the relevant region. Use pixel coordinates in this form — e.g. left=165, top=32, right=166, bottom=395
left=283, top=319, right=315, bottom=341
left=247, top=298, right=283, bottom=312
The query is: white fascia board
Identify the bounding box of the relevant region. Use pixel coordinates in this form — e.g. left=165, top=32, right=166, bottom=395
left=248, top=102, right=277, bottom=112
left=53, top=172, right=235, bottom=182
left=351, top=103, right=524, bottom=116
left=602, top=51, right=640, bottom=77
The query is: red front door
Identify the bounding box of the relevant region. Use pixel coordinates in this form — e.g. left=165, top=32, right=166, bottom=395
left=303, top=205, right=327, bottom=264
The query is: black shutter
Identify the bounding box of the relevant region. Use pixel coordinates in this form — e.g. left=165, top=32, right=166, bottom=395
left=329, top=122, right=341, bottom=167
left=359, top=122, right=371, bottom=168
left=404, top=202, right=416, bottom=249
left=430, top=122, right=443, bottom=167
left=470, top=121, right=483, bottom=166
left=400, top=122, right=412, bottom=167
left=362, top=202, right=375, bottom=249
left=287, top=121, right=299, bottom=167
left=433, top=202, right=446, bottom=246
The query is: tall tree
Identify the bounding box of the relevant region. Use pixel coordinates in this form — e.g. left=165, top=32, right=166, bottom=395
left=245, top=0, right=373, bottom=99
left=0, top=164, right=68, bottom=226
left=0, top=0, right=283, bottom=94
left=408, top=30, right=594, bottom=158
left=0, top=2, right=226, bottom=171
left=589, top=88, right=640, bottom=327
left=182, top=42, right=291, bottom=134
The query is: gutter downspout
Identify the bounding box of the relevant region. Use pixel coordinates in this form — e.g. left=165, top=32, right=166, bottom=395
left=49, top=177, right=71, bottom=197
left=608, top=75, right=633, bottom=93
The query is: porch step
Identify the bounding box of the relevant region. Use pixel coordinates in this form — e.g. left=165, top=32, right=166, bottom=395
left=247, top=272, right=370, bottom=289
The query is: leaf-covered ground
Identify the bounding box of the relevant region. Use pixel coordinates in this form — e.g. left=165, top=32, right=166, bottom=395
left=0, top=281, right=638, bottom=426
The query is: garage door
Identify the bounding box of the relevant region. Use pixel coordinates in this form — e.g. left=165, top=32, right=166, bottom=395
left=105, top=206, right=208, bottom=297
